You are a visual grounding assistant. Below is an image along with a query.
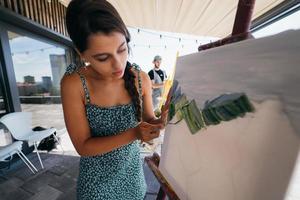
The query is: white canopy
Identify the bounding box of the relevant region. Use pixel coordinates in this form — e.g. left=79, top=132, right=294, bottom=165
left=59, top=0, right=284, bottom=38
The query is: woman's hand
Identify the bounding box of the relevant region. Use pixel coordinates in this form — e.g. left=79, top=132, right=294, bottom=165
left=135, top=122, right=164, bottom=143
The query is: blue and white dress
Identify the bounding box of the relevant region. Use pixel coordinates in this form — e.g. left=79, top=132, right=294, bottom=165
left=65, top=64, right=147, bottom=200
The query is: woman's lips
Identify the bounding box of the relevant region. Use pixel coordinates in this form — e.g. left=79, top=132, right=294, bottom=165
left=113, top=70, right=123, bottom=76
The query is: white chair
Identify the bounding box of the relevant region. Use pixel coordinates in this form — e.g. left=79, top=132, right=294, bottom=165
left=0, top=112, right=62, bottom=169
left=0, top=141, right=38, bottom=174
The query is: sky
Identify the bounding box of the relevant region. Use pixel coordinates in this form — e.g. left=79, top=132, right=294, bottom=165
left=9, top=37, right=65, bottom=83
left=9, top=9, right=300, bottom=83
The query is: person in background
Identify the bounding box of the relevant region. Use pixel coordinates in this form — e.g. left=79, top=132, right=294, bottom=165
left=148, top=55, right=167, bottom=111
left=61, top=0, right=169, bottom=199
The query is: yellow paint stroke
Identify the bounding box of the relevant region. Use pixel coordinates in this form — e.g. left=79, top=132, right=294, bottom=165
left=158, top=51, right=179, bottom=110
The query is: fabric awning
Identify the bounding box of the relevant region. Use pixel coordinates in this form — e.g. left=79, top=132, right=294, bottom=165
left=59, top=0, right=285, bottom=38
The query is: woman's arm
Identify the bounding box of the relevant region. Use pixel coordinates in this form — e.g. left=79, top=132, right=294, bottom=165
left=61, top=74, right=138, bottom=156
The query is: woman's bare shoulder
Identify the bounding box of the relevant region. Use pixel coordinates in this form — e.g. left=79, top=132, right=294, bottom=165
left=140, top=70, right=151, bottom=83
left=60, top=71, right=85, bottom=100
left=129, top=66, right=150, bottom=83
left=141, top=72, right=152, bottom=94
left=61, top=72, right=80, bottom=87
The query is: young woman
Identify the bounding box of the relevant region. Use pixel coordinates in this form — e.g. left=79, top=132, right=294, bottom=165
left=61, top=0, right=169, bottom=199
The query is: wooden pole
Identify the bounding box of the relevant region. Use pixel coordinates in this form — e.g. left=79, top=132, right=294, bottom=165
left=198, top=0, right=256, bottom=51
left=145, top=153, right=180, bottom=200
left=232, top=0, right=256, bottom=36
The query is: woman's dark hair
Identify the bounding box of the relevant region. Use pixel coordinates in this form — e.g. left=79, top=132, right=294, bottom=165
left=66, top=0, right=142, bottom=121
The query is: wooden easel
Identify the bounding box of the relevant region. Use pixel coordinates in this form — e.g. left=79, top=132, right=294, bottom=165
left=145, top=153, right=180, bottom=200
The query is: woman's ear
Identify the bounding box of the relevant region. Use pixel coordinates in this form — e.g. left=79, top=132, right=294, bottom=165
left=74, top=48, right=84, bottom=60
left=74, top=48, right=90, bottom=67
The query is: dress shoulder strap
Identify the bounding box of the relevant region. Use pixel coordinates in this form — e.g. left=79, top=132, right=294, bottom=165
left=76, top=71, right=91, bottom=104
left=64, top=63, right=91, bottom=104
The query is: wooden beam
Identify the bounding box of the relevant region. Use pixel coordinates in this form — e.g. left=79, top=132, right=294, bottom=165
left=28, top=0, right=34, bottom=20
left=32, top=0, right=38, bottom=22
left=0, top=6, right=73, bottom=47
left=61, top=3, right=66, bottom=36
left=5, top=0, right=12, bottom=9
left=57, top=1, right=63, bottom=35
left=17, top=0, right=25, bottom=16
left=62, top=4, right=67, bottom=36
left=0, top=0, right=5, bottom=7
left=11, top=0, right=19, bottom=14
left=41, top=0, right=47, bottom=27
left=53, top=0, right=59, bottom=32
left=37, top=0, right=43, bottom=26
left=59, top=3, right=65, bottom=36
left=46, top=0, right=53, bottom=30
left=52, top=1, right=56, bottom=30
left=23, top=0, right=30, bottom=18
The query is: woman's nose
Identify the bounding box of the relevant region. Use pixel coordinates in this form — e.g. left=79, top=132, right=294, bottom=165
left=112, top=56, right=122, bottom=70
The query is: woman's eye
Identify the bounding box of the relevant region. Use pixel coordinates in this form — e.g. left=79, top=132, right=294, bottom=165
left=97, top=56, right=108, bottom=62
left=118, top=48, right=126, bottom=53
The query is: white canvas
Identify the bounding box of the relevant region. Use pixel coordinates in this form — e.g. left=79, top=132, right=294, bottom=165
left=160, top=29, right=300, bottom=200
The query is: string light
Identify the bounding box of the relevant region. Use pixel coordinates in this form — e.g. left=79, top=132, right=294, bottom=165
left=130, top=27, right=211, bottom=44
left=11, top=46, right=55, bottom=55
left=129, top=27, right=215, bottom=50
left=130, top=43, right=201, bottom=50
left=11, top=41, right=209, bottom=57
left=11, top=28, right=214, bottom=56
